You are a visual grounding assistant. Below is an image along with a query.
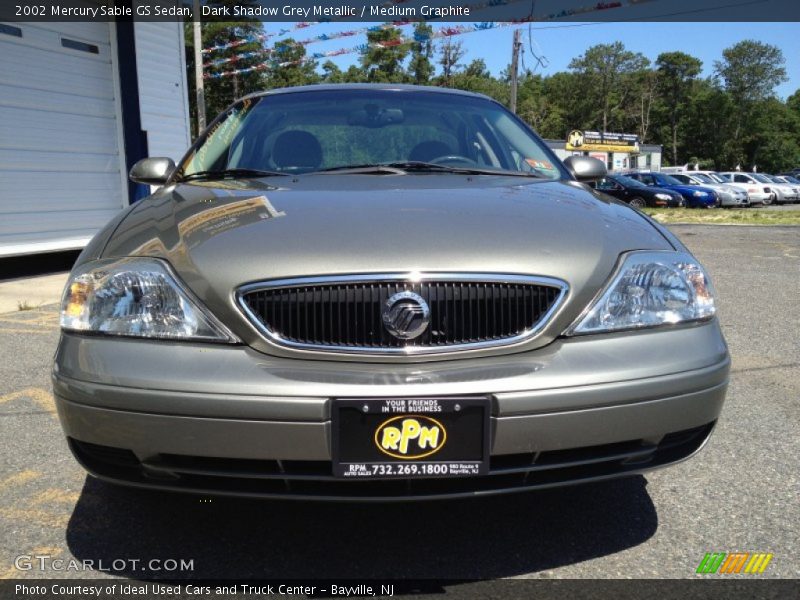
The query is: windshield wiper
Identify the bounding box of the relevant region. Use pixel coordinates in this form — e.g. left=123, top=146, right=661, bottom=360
left=311, top=164, right=407, bottom=175
left=313, top=161, right=544, bottom=178
left=179, top=168, right=289, bottom=182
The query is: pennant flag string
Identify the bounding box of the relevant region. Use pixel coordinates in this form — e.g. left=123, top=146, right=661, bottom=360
left=202, top=0, right=655, bottom=78
left=204, top=22, right=514, bottom=79
left=202, top=0, right=420, bottom=54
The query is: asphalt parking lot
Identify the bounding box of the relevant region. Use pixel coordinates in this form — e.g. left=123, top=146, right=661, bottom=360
left=0, top=225, right=797, bottom=583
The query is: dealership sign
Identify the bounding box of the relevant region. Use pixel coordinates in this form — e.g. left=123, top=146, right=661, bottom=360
left=566, top=130, right=639, bottom=153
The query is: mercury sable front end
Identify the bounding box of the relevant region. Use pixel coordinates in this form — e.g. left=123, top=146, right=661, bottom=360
left=53, top=85, right=729, bottom=500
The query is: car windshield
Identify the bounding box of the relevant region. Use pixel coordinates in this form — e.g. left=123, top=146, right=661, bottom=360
left=708, top=172, right=726, bottom=183
left=751, top=173, right=772, bottom=183
left=614, top=175, right=645, bottom=187
left=783, top=176, right=800, bottom=184
left=658, top=174, right=682, bottom=185
left=179, top=89, right=565, bottom=179
left=691, top=173, right=715, bottom=184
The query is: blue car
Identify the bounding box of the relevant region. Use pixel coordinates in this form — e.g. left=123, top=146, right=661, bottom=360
left=627, top=172, right=718, bottom=208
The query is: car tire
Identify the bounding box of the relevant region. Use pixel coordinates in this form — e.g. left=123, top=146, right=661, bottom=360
left=628, top=197, right=646, bottom=209
left=764, top=193, right=774, bottom=206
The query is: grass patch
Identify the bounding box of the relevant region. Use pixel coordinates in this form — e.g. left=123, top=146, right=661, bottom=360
left=17, top=301, right=36, bottom=311
left=642, top=207, right=800, bottom=226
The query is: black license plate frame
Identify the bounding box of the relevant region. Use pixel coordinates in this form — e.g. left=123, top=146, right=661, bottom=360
left=331, top=396, right=491, bottom=479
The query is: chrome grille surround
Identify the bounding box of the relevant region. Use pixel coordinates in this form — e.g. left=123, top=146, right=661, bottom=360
left=236, top=273, right=569, bottom=355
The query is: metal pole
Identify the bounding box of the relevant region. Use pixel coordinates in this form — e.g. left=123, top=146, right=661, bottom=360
left=193, top=0, right=206, bottom=133
left=509, top=29, right=522, bottom=114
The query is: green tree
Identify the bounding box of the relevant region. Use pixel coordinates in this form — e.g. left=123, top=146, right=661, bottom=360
left=628, top=68, right=659, bottom=142
left=788, top=89, right=800, bottom=116
left=748, top=98, right=800, bottom=172
left=408, top=23, right=434, bottom=84
left=714, top=40, right=787, bottom=144
left=264, top=38, right=320, bottom=89
left=360, top=26, right=411, bottom=82
left=448, top=59, right=507, bottom=103
left=438, top=39, right=466, bottom=86
left=656, top=51, right=702, bottom=164
left=184, top=3, right=266, bottom=136
left=682, top=80, right=737, bottom=170
left=568, top=42, right=649, bottom=133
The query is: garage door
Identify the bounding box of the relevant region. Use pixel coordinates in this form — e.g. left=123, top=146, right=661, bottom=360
left=0, top=21, right=127, bottom=257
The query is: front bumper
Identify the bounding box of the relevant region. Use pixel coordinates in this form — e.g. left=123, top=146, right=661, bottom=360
left=747, top=192, right=769, bottom=203
left=719, top=193, right=749, bottom=207
left=53, top=321, right=730, bottom=500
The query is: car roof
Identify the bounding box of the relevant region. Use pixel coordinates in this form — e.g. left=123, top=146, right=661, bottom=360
left=238, top=83, right=495, bottom=103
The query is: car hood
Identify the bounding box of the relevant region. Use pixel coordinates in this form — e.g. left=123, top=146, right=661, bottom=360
left=662, top=183, right=715, bottom=195
left=101, top=174, right=675, bottom=359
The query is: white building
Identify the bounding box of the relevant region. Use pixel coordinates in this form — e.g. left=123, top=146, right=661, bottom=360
left=546, top=140, right=663, bottom=173
left=0, top=16, right=190, bottom=257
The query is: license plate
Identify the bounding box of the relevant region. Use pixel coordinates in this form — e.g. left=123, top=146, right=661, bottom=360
left=332, top=397, right=490, bottom=479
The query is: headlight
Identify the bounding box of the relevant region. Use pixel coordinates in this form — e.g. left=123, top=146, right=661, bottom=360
left=654, top=193, right=672, bottom=201
left=692, top=190, right=708, bottom=197
left=568, top=251, right=716, bottom=335
left=60, top=258, right=236, bottom=342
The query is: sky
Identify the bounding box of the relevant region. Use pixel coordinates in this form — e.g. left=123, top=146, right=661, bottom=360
left=259, top=21, right=800, bottom=99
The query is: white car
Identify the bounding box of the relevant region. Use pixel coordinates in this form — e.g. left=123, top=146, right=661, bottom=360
left=774, top=175, right=800, bottom=196
left=670, top=172, right=749, bottom=208
left=763, top=175, right=800, bottom=203
left=717, top=172, right=773, bottom=205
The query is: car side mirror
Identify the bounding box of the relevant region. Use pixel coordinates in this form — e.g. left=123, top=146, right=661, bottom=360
left=129, top=157, right=176, bottom=185
left=563, top=156, right=607, bottom=183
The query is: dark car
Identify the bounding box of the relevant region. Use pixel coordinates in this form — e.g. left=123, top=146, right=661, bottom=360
left=53, top=85, right=728, bottom=501
left=627, top=172, right=718, bottom=208
left=595, top=174, right=684, bottom=208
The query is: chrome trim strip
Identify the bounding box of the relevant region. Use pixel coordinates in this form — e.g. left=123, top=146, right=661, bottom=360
left=235, top=273, right=569, bottom=356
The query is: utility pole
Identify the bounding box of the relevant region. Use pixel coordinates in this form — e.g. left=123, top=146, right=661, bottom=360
left=509, top=29, right=522, bottom=114
left=193, top=0, right=206, bottom=134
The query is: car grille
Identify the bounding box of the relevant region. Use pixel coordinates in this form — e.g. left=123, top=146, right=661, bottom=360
left=237, top=274, right=566, bottom=354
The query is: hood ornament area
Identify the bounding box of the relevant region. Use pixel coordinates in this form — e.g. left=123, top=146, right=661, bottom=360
left=382, top=291, right=430, bottom=340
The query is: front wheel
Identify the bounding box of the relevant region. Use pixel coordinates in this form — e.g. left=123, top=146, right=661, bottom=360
left=763, top=193, right=774, bottom=206
left=628, top=197, right=646, bottom=209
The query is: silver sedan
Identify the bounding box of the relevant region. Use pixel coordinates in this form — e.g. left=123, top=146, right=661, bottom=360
left=54, top=85, right=729, bottom=500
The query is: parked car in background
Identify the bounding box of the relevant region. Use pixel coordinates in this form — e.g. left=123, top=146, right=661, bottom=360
left=774, top=174, right=800, bottom=188
left=626, top=172, right=718, bottom=208
left=670, top=172, right=749, bottom=208
left=717, top=172, right=772, bottom=205
left=762, top=175, right=799, bottom=203
left=595, top=174, right=684, bottom=208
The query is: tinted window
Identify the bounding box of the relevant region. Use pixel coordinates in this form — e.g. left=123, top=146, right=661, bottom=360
left=692, top=173, right=715, bottom=184
left=614, top=175, right=645, bottom=188
left=633, top=174, right=655, bottom=185
left=596, top=178, right=618, bottom=190
left=656, top=174, right=682, bottom=185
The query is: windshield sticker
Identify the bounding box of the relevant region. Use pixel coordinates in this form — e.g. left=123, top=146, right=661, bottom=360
left=525, top=158, right=556, bottom=171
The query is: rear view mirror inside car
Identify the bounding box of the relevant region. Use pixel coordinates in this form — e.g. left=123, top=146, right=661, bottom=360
left=348, top=106, right=405, bottom=127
